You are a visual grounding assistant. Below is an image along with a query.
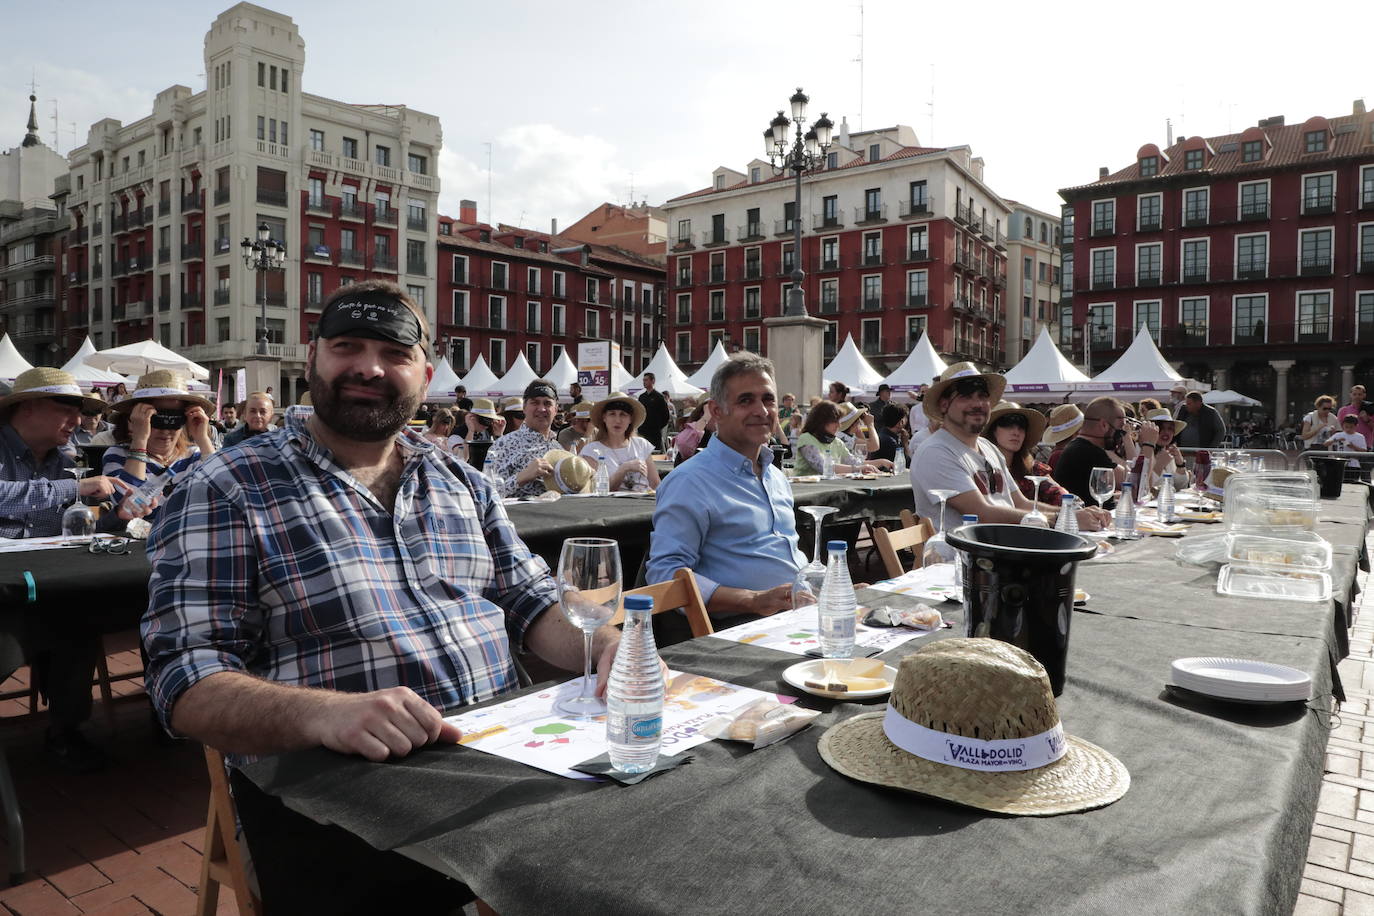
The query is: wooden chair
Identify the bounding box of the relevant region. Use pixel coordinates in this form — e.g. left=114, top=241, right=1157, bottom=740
left=197, top=746, right=263, bottom=916
left=613, top=568, right=714, bottom=638
left=874, top=513, right=935, bottom=579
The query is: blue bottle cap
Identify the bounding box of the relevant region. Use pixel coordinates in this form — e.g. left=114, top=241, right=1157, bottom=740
left=1162, top=473, right=1172, bottom=478
left=826, top=539, right=847, bottom=552
left=1061, top=494, right=1074, bottom=503
left=624, top=594, right=654, bottom=612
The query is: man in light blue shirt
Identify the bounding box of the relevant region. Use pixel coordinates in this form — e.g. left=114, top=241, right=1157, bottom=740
left=649, top=353, right=805, bottom=629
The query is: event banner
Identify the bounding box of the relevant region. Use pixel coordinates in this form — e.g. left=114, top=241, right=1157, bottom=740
left=577, top=340, right=619, bottom=402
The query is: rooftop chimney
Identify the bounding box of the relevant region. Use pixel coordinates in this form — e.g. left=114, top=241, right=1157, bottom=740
left=459, top=199, right=478, bottom=224
left=1356, top=99, right=1367, bottom=115
left=551, top=217, right=558, bottom=235
left=1258, top=115, right=1285, bottom=128
left=1099, top=166, right=1109, bottom=179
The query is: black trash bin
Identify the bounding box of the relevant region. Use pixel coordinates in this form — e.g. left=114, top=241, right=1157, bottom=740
left=945, top=524, right=1097, bottom=696
left=1311, top=456, right=1345, bottom=499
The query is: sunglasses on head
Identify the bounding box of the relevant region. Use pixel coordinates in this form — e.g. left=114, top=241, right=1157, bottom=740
left=952, top=379, right=990, bottom=398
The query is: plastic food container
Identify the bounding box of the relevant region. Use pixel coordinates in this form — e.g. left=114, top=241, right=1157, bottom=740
left=1217, top=564, right=1332, bottom=603
left=1223, top=472, right=1320, bottom=533
left=1225, top=532, right=1332, bottom=572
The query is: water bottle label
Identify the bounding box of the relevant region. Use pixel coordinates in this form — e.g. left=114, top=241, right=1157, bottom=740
left=629, top=716, right=662, bottom=739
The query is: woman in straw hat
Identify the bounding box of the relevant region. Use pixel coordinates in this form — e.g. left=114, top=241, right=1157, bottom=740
left=1043, top=403, right=1084, bottom=469
left=1141, top=407, right=1188, bottom=488
left=104, top=370, right=217, bottom=519
left=580, top=392, right=660, bottom=491
left=982, top=402, right=1068, bottom=506
left=421, top=408, right=458, bottom=453
left=793, top=402, right=880, bottom=477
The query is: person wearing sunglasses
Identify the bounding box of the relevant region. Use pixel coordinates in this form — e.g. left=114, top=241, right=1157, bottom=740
left=103, top=370, right=218, bottom=523
left=421, top=408, right=458, bottom=453
left=911, top=364, right=1110, bottom=534
left=982, top=402, right=1068, bottom=505
left=1053, top=396, right=1158, bottom=506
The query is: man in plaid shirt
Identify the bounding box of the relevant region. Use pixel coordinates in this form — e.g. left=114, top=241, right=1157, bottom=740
left=143, top=280, right=628, bottom=912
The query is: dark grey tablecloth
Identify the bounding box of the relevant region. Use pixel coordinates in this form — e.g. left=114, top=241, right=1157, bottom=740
left=241, top=487, right=1367, bottom=916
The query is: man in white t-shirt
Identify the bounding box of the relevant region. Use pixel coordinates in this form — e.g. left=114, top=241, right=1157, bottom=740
left=912, top=363, right=1111, bottom=533
left=1328, top=414, right=1368, bottom=474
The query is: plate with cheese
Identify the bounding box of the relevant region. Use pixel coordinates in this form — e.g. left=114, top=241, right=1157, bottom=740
left=782, top=658, right=897, bottom=700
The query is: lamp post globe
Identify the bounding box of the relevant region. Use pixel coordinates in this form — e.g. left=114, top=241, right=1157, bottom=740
left=765, top=89, right=831, bottom=318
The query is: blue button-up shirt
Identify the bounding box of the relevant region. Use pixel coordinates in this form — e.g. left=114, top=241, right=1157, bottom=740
left=648, top=435, right=805, bottom=603
left=143, top=407, right=559, bottom=739
left=0, top=424, right=81, bottom=539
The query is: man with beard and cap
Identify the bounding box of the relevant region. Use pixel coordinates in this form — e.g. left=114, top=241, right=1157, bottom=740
left=143, top=280, right=641, bottom=913
left=483, top=379, right=561, bottom=499
left=220, top=391, right=274, bottom=448
left=911, top=363, right=1109, bottom=535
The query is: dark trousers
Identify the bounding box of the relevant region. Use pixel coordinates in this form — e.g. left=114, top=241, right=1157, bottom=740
left=21, top=617, right=100, bottom=732
left=229, top=769, right=474, bottom=916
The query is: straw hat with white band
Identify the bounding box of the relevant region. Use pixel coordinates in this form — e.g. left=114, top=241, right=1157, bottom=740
left=1143, top=408, right=1186, bottom=437
left=541, top=449, right=594, bottom=494
left=836, top=402, right=869, bottom=432
left=819, top=639, right=1129, bottom=816
left=468, top=398, right=500, bottom=420
left=1043, top=404, right=1085, bottom=445
left=986, top=401, right=1048, bottom=445
left=590, top=392, right=646, bottom=433
left=0, top=367, right=108, bottom=417
left=923, top=362, right=1007, bottom=420
left=109, top=369, right=214, bottom=414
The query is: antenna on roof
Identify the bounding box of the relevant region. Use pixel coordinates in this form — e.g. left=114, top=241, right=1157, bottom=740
left=49, top=99, right=59, bottom=152
left=928, top=64, right=935, bottom=146
left=484, top=141, right=493, bottom=226
left=1166, top=117, right=1173, bottom=146
left=628, top=171, right=635, bottom=206
left=852, top=1, right=865, bottom=131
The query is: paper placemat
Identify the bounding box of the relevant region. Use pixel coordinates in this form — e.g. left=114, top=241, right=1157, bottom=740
left=711, top=605, right=936, bottom=656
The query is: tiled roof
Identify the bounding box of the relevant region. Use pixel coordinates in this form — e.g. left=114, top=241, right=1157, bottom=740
left=1061, top=109, right=1374, bottom=195
left=436, top=217, right=663, bottom=275
left=665, top=144, right=950, bottom=204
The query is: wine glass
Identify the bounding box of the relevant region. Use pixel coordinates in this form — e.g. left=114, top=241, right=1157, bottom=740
left=792, top=505, right=839, bottom=609
left=61, top=467, right=95, bottom=541
left=1020, top=475, right=1051, bottom=527
left=852, top=436, right=869, bottom=467
left=921, top=488, right=960, bottom=569
left=1089, top=467, right=1116, bottom=510
left=554, top=537, right=622, bottom=719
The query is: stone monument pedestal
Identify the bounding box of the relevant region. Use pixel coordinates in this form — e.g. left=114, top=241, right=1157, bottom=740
left=764, top=314, right=828, bottom=402
left=241, top=355, right=282, bottom=403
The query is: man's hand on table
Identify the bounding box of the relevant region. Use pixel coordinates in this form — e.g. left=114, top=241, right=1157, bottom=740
left=80, top=475, right=131, bottom=501
left=1074, top=505, right=1112, bottom=531
left=310, top=686, right=462, bottom=762
left=749, top=583, right=794, bottom=616
left=516, top=456, right=552, bottom=485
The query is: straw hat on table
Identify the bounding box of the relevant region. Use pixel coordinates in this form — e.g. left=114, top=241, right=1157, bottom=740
left=923, top=363, right=1007, bottom=420
left=0, top=367, right=108, bottom=417
left=1043, top=404, right=1085, bottom=445
left=541, top=449, right=594, bottom=494
left=819, top=639, right=1130, bottom=816
left=109, top=369, right=214, bottom=414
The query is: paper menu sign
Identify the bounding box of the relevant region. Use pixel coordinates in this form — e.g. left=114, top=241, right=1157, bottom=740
left=711, top=605, right=934, bottom=656
left=445, top=670, right=792, bottom=779
left=865, top=564, right=960, bottom=602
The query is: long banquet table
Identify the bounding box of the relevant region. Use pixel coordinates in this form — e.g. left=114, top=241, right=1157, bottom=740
left=239, top=485, right=1372, bottom=916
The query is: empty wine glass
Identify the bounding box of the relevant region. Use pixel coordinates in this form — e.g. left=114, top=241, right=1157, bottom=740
left=554, top=537, right=622, bottom=719
left=61, top=467, right=95, bottom=541
left=792, top=505, right=839, bottom=609
left=1020, top=475, right=1051, bottom=527
left=921, top=488, right=960, bottom=568
left=1089, top=466, right=1116, bottom=510
left=852, top=436, right=869, bottom=467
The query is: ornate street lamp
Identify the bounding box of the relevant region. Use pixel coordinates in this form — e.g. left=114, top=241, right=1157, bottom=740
left=240, top=222, right=287, bottom=355
left=765, top=88, right=833, bottom=318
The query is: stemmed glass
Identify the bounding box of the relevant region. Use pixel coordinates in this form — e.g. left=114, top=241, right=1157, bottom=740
left=61, top=467, right=95, bottom=541
left=852, top=437, right=869, bottom=468
left=792, top=505, right=839, bottom=609
left=1019, top=475, right=1051, bottom=527
left=921, top=488, right=960, bottom=569
left=553, top=537, right=622, bottom=719
left=1089, top=467, right=1116, bottom=511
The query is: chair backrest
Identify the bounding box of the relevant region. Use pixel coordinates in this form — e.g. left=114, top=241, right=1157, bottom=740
left=615, top=568, right=714, bottom=638
left=197, top=746, right=263, bottom=916
left=875, top=514, right=934, bottom=579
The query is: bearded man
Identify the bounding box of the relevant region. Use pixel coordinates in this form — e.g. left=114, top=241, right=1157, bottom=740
left=141, top=280, right=635, bottom=914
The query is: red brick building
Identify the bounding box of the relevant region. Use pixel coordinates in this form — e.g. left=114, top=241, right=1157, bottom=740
left=660, top=123, right=1011, bottom=373
left=1058, top=101, right=1374, bottom=422
left=435, top=202, right=665, bottom=378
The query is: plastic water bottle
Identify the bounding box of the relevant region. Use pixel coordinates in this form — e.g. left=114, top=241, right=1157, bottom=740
left=953, top=514, right=978, bottom=593
left=893, top=448, right=907, bottom=476
left=1055, top=494, right=1079, bottom=534
left=122, top=469, right=173, bottom=514
left=606, top=594, right=664, bottom=774
left=1158, top=473, right=1176, bottom=523
left=593, top=456, right=610, bottom=496
left=1113, top=482, right=1139, bottom=539
left=818, top=540, right=858, bottom=658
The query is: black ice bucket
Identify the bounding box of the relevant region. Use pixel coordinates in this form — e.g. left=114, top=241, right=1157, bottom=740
left=945, top=524, right=1097, bottom=696
left=1311, top=457, right=1345, bottom=500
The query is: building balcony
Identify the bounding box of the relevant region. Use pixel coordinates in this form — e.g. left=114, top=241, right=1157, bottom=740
left=74, top=226, right=89, bottom=244
left=904, top=248, right=931, bottom=263
left=772, top=219, right=796, bottom=238
left=305, top=244, right=333, bottom=264
left=157, top=246, right=171, bottom=264
left=736, top=224, right=764, bottom=243
left=1182, top=212, right=1209, bottom=228
left=1300, top=256, right=1333, bottom=277
left=1136, top=271, right=1162, bottom=287
left=1360, top=192, right=1374, bottom=211
left=708, top=266, right=726, bottom=284
left=256, top=189, right=288, bottom=207
left=182, top=241, right=204, bottom=260
left=1358, top=258, right=1374, bottom=275
left=158, top=294, right=171, bottom=312
left=69, top=269, right=87, bottom=286
left=92, top=222, right=104, bottom=237
left=1137, top=217, right=1162, bottom=232
left=812, top=214, right=844, bottom=231
left=158, top=201, right=169, bottom=217
left=213, top=288, right=231, bottom=306
left=817, top=296, right=839, bottom=315
left=815, top=257, right=840, bottom=272
left=214, top=188, right=230, bottom=206
left=10, top=323, right=55, bottom=342
left=737, top=265, right=764, bottom=282
left=671, top=237, right=695, bottom=252
left=374, top=205, right=397, bottom=226
left=341, top=201, right=366, bottom=221
left=182, top=192, right=204, bottom=212
left=127, top=208, right=146, bottom=229
left=406, top=259, right=427, bottom=276
left=854, top=204, right=888, bottom=225
left=407, top=215, right=428, bottom=232
left=775, top=261, right=798, bottom=278
left=305, top=294, right=324, bottom=313
left=112, top=260, right=127, bottom=277
left=214, top=237, right=232, bottom=255
left=92, top=263, right=103, bottom=279
left=857, top=294, right=886, bottom=312
left=905, top=292, right=929, bottom=309
left=700, top=228, right=729, bottom=247
left=1091, top=275, right=1115, bottom=291
left=181, top=292, right=204, bottom=311
left=1240, top=203, right=1269, bottom=221
left=340, top=248, right=365, bottom=267
left=373, top=254, right=398, bottom=272
left=122, top=300, right=148, bottom=320
left=0, top=255, right=56, bottom=276
left=307, top=197, right=336, bottom=216
left=1235, top=263, right=1267, bottom=281
left=899, top=199, right=930, bottom=219
left=861, top=250, right=890, bottom=268
left=1090, top=223, right=1114, bottom=238
left=1302, top=195, right=1335, bottom=216
left=113, top=214, right=127, bottom=233
left=672, top=274, right=692, bottom=288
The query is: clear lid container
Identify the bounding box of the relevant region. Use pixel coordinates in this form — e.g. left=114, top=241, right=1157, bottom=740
left=1222, top=471, right=1320, bottom=533
left=1217, top=564, right=1331, bottom=603
left=1225, top=531, right=1332, bottom=572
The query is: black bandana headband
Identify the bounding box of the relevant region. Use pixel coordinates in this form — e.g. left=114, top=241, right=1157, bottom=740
left=316, top=290, right=425, bottom=347
left=523, top=381, right=557, bottom=402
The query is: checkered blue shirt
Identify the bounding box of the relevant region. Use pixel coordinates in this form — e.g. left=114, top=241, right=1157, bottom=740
left=143, top=407, right=559, bottom=736
left=0, top=424, right=80, bottom=538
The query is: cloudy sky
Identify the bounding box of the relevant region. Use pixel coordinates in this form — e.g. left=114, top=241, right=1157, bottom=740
left=3, top=0, right=1369, bottom=226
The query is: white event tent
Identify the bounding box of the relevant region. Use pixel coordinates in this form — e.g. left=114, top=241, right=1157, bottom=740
left=685, top=341, right=730, bottom=389
left=85, top=338, right=210, bottom=380
left=491, top=354, right=541, bottom=397
left=625, top=344, right=704, bottom=399
left=0, top=335, right=33, bottom=382
left=1001, top=328, right=1091, bottom=398
left=61, top=337, right=127, bottom=388
left=610, top=360, right=634, bottom=393
left=425, top=357, right=462, bottom=402
left=881, top=331, right=948, bottom=392
left=823, top=335, right=885, bottom=395
left=544, top=351, right=579, bottom=397
left=1204, top=389, right=1263, bottom=407
left=1076, top=325, right=1200, bottom=399
left=456, top=356, right=501, bottom=397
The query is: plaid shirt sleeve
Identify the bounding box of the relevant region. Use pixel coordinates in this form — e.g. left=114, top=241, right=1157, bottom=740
left=142, top=467, right=260, bottom=732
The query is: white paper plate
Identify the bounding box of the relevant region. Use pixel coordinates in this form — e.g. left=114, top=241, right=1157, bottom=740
left=782, top=660, right=896, bottom=700
left=1169, top=657, right=1310, bottom=702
